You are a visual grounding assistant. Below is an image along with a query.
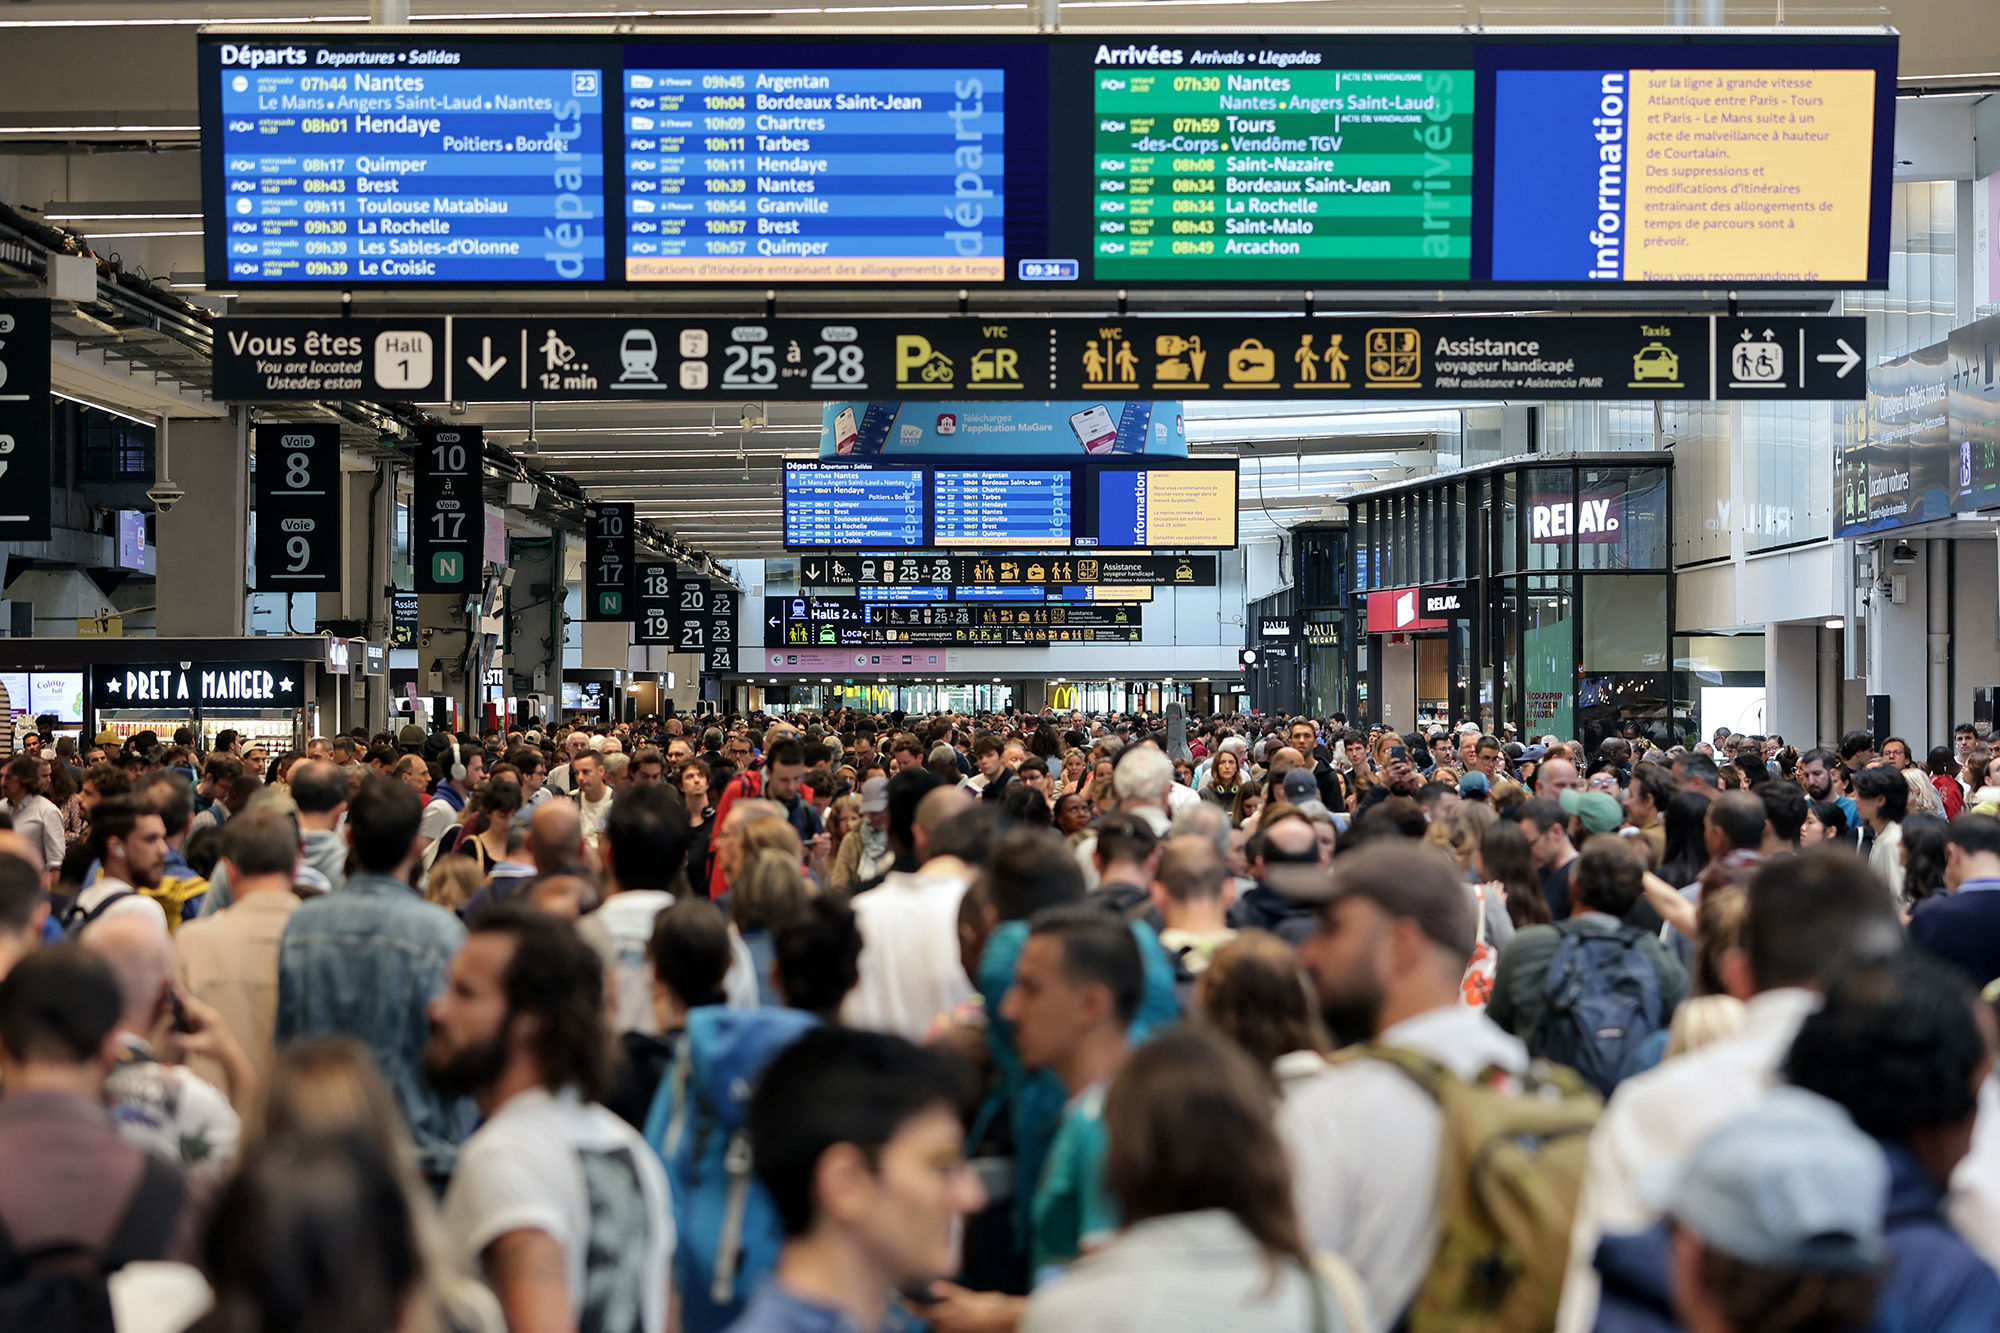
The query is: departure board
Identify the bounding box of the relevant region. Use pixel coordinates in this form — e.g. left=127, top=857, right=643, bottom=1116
left=623, top=63, right=1005, bottom=283
left=768, top=596, right=1140, bottom=646
left=783, top=463, right=924, bottom=547
left=1092, top=63, right=1473, bottom=282
left=933, top=470, right=1071, bottom=547
left=211, top=41, right=605, bottom=284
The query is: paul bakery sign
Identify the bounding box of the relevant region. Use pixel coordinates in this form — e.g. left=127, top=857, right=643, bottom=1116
left=89, top=662, right=304, bottom=710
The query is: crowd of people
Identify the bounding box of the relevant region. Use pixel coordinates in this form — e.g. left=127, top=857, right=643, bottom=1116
left=0, top=704, right=1998, bottom=1333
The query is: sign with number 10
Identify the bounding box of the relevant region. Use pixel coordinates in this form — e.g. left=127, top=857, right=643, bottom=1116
left=414, top=425, right=481, bottom=593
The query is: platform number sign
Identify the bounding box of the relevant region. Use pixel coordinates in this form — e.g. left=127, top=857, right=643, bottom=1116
left=253, top=422, right=342, bottom=591
left=414, top=425, right=481, bottom=593
left=675, top=578, right=707, bottom=654
left=584, top=502, right=635, bottom=622
left=0, top=300, right=52, bottom=542
left=635, top=562, right=678, bottom=644
left=705, top=586, right=737, bottom=675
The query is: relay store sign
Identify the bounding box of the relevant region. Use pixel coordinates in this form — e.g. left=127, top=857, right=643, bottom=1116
left=1365, top=588, right=1450, bottom=633
left=1530, top=493, right=1625, bottom=543
left=1420, top=583, right=1474, bottom=619
left=89, top=661, right=304, bottom=710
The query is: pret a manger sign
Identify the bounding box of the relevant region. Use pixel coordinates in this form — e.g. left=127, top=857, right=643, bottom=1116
left=89, top=662, right=303, bottom=709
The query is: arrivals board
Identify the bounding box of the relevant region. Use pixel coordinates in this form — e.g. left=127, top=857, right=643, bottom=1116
left=795, top=552, right=1215, bottom=587
left=767, top=595, right=1142, bottom=646
left=201, top=31, right=1896, bottom=290
left=780, top=456, right=1239, bottom=551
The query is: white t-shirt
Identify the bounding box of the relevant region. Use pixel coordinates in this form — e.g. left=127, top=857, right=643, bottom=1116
left=420, top=791, right=464, bottom=845
left=442, top=1086, right=673, bottom=1333
left=841, top=868, right=974, bottom=1041
left=578, top=788, right=614, bottom=842
left=72, top=877, right=171, bottom=933
left=578, top=890, right=675, bottom=1034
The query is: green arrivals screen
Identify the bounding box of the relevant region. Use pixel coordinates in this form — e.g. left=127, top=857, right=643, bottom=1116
left=1092, top=65, right=1473, bottom=282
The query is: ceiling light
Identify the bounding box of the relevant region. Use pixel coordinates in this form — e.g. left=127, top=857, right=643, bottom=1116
left=1824, top=618, right=1845, bottom=630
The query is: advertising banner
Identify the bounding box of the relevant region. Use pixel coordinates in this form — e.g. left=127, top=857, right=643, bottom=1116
left=819, top=401, right=1187, bottom=457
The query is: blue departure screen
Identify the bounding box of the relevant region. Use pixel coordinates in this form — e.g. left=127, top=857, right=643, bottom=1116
left=933, top=469, right=1070, bottom=547
left=622, top=64, right=1004, bottom=283
left=216, top=50, right=605, bottom=284
left=784, top=465, right=923, bottom=547
left=1094, top=471, right=1145, bottom=547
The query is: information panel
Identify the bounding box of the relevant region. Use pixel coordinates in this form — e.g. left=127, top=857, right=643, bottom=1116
left=253, top=422, right=342, bottom=591
left=635, top=561, right=678, bottom=644
left=208, top=40, right=605, bottom=285
left=583, top=502, right=634, bottom=621
left=622, top=62, right=1005, bottom=283
left=705, top=585, right=738, bottom=674
left=767, top=595, right=1141, bottom=645
left=933, top=469, right=1072, bottom=547
left=0, top=300, right=52, bottom=543
left=201, top=31, right=1896, bottom=291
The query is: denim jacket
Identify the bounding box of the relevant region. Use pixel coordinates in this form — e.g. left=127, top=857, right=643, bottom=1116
left=275, top=871, right=468, bottom=1175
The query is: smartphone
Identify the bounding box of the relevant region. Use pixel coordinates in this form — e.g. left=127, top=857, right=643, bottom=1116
left=832, top=406, right=858, bottom=455
left=169, top=988, right=194, bottom=1034
left=1389, top=746, right=1408, bottom=762
left=1068, top=404, right=1118, bottom=455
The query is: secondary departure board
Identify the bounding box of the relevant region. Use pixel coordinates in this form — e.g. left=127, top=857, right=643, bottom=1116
left=1092, top=65, right=1472, bottom=282
left=202, top=32, right=1896, bottom=290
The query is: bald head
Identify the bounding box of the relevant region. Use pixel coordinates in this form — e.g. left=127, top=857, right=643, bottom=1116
left=914, top=785, right=973, bottom=861
left=1267, top=746, right=1305, bottom=779
left=1260, top=814, right=1319, bottom=865
left=528, top=797, right=584, bottom=871
left=1534, top=757, right=1581, bottom=798
left=79, top=913, right=173, bottom=1032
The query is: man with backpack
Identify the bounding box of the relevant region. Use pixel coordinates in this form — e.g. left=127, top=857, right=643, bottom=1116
left=1485, top=835, right=1687, bottom=1095
left=1278, top=841, right=1596, bottom=1330
left=65, top=798, right=170, bottom=936
left=0, top=945, right=200, bottom=1327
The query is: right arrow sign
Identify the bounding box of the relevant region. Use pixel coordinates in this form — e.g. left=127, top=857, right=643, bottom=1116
left=1712, top=316, right=1867, bottom=400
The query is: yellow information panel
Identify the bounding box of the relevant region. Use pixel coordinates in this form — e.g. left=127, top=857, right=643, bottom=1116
left=1138, top=469, right=1237, bottom=547
left=1624, top=68, right=1875, bottom=283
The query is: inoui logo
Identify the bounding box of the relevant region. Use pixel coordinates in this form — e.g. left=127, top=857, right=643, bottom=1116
left=1531, top=494, right=1624, bottom=543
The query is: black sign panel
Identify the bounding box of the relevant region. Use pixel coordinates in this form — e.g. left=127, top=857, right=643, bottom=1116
left=90, top=660, right=306, bottom=711
left=212, top=318, right=447, bottom=401
left=0, top=300, right=52, bottom=542
left=413, top=425, right=481, bottom=594
left=253, top=422, right=342, bottom=591
left=705, top=585, right=738, bottom=675
left=674, top=577, right=708, bottom=655
left=1259, top=616, right=1297, bottom=640
left=798, top=553, right=1217, bottom=588
left=392, top=592, right=420, bottom=647
left=635, top=562, right=678, bottom=645
left=212, top=315, right=1868, bottom=404
left=768, top=595, right=1139, bottom=647
left=1421, top=584, right=1475, bottom=620
left=583, top=502, right=635, bottom=622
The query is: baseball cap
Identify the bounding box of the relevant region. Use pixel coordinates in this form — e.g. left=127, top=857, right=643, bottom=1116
left=1278, top=841, right=1476, bottom=963
left=1520, top=744, right=1548, bottom=762
left=1280, top=767, right=1319, bottom=803
left=397, top=723, right=428, bottom=749
left=860, top=775, right=890, bottom=814
left=1559, top=788, right=1625, bottom=835
left=1459, top=770, right=1490, bottom=797
left=1661, top=1087, right=1886, bottom=1271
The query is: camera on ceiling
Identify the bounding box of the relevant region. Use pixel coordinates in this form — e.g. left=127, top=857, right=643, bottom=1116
left=146, top=483, right=187, bottom=513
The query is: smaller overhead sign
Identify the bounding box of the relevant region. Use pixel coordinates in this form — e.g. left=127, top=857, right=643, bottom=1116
left=1259, top=616, right=1297, bottom=640
left=90, top=661, right=305, bottom=711
left=0, top=300, right=53, bottom=543
left=583, top=502, right=635, bottom=622
left=1365, top=588, right=1451, bottom=634
left=634, top=562, right=678, bottom=646
left=254, top=422, right=342, bottom=592
left=211, top=318, right=447, bottom=401
left=413, top=425, right=481, bottom=594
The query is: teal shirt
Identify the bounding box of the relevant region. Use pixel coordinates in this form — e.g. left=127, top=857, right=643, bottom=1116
left=1030, top=1081, right=1119, bottom=1285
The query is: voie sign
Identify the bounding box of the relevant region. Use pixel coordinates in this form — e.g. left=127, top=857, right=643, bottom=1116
left=1531, top=493, right=1624, bottom=543
left=89, top=661, right=304, bottom=710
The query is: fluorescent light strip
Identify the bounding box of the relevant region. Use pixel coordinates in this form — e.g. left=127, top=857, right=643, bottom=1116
left=47, top=212, right=202, bottom=221
left=75, top=229, right=205, bottom=239
left=52, top=391, right=158, bottom=428
left=0, top=125, right=198, bottom=133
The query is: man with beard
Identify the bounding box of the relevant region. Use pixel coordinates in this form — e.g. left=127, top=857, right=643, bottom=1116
left=277, top=776, right=467, bottom=1182
left=66, top=796, right=172, bottom=933
left=1798, top=746, right=1858, bottom=836
left=1275, top=841, right=1528, bottom=1326
left=427, top=905, right=672, bottom=1333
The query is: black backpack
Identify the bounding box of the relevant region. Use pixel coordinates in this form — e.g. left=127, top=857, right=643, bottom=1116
left=1526, top=921, right=1667, bottom=1097
left=0, top=1155, right=186, bottom=1333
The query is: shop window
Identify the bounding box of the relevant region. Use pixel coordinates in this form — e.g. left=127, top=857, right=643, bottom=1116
left=1575, top=468, right=1670, bottom=570
left=1578, top=673, right=1671, bottom=752
left=1674, top=634, right=1768, bottom=749
left=1525, top=468, right=1576, bottom=571
left=1583, top=576, right=1669, bottom=671
left=1521, top=575, right=1575, bottom=741
left=1495, top=473, right=1521, bottom=574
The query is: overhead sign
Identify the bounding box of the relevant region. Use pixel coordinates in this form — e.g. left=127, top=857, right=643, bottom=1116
left=634, top=561, right=678, bottom=645
left=1259, top=616, right=1297, bottom=639
left=674, top=576, right=708, bottom=655
left=583, top=501, right=635, bottom=620
left=89, top=661, right=305, bottom=711
left=391, top=591, right=420, bottom=646
left=705, top=585, right=737, bottom=674
left=0, top=300, right=52, bottom=542
left=211, top=317, right=446, bottom=401
left=821, top=400, right=1188, bottom=458
left=800, top=552, right=1216, bottom=587
left=199, top=31, right=1895, bottom=291
left=1365, top=587, right=1450, bottom=633
left=254, top=422, right=342, bottom=591
left=1835, top=311, right=1998, bottom=537
left=1420, top=583, right=1474, bottom=619
left=413, top=424, right=481, bottom=593
left=214, top=314, right=1867, bottom=402
left=768, top=595, right=1141, bottom=646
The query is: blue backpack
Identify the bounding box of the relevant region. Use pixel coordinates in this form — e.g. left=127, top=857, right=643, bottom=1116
left=1527, top=923, right=1665, bottom=1097
left=643, top=1006, right=819, bottom=1333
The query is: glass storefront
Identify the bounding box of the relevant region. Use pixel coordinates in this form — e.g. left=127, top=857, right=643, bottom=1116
left=1340, top=454, right=1674, bottom=745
